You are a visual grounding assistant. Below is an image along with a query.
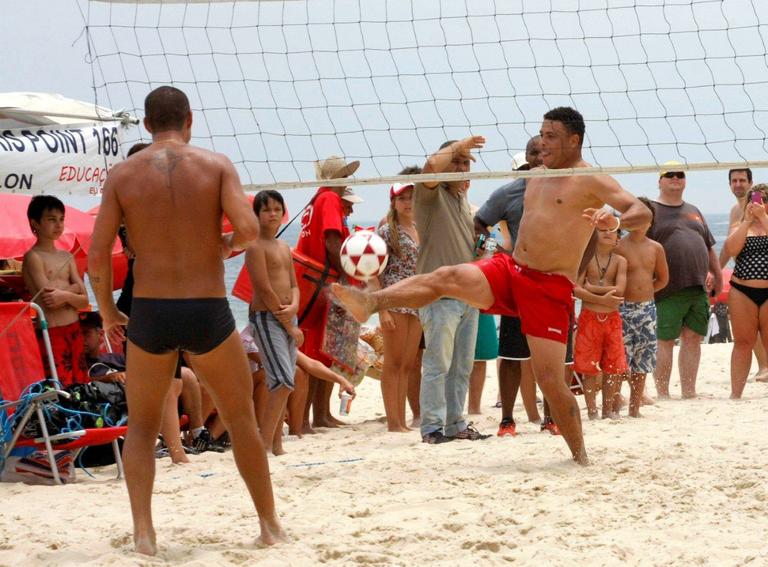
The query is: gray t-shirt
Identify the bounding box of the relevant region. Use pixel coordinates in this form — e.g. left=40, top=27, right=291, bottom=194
left=647, top=200, right=716, bottom=300
left=414, top=182, right=475, bottom=274
left=474, top=178, right=526, bottom=243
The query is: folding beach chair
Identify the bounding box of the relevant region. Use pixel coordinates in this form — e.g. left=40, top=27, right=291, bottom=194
left=0, top=302, right=126, bottom=485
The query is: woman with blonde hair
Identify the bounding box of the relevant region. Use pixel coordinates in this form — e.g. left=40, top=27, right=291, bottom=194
left=723, top=183, right=768, bottom=398
left=372, top=177, right=422, bottom=431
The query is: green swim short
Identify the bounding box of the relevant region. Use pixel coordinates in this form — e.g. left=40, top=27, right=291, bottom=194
left=655, top=286, right=710, bottom=340
left=474, top=313, right=499, bottom=361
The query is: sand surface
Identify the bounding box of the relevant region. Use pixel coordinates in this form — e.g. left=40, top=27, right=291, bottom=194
left=2, top=343, right=767, bottom=566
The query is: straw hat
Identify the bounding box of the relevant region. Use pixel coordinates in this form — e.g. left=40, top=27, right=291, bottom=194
left=314, top=155, right=360, bottom=180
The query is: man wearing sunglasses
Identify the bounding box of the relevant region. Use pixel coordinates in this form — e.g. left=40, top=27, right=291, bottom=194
left=647, top=161, right=723, bottom=400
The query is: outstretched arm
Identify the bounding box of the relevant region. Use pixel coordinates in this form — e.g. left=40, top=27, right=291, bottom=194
left=585, top=177, right=651, bottom=232
left=422, top=136, right=485, bottom=190
left=296, top=351, right=356, bottom=397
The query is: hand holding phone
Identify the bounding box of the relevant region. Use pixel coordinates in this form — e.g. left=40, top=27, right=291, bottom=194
left=752, top=191, right=763, bottom=205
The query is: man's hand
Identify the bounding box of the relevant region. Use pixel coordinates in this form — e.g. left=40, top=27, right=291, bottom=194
left=101, top=307, right=129, bottom=343
left=454, top=136, right=486, bottom=162
left=583, top=208, right=620, bottom=231
left=379, top=310, right=396, bottom=331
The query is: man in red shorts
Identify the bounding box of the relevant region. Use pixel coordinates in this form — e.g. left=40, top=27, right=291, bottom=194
left=332, top=107, right=651, bottom=465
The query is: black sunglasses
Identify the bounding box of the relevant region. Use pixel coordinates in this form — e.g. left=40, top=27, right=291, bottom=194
left=662, top=172, right=685, bottom=179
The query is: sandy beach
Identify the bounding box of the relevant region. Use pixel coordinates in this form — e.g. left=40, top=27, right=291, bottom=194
left=2, top=342, right=767, bottom=566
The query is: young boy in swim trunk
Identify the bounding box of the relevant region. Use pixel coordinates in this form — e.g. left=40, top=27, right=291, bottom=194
left=22, top=195, right=90, bottom=386
left=574, top=224, right=628, bottom=419
left=245, top=190, right=304, bottom=456
left=616, top=197, right=669, bottom=417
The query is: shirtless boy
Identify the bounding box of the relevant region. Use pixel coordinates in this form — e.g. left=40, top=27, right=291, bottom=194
left=573, top=227, right=628, bottom=420
left=23, top=195, right=89, bottom=386
left=88, top=86, right=286, bottom=554
left=245, top=190, right=303, bottom=456
left=616, top=197, right=669, bottom=417
left=332, top=107, right=652, bottom=465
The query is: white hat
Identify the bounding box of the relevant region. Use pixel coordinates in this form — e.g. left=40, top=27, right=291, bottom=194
left=341, top=187, right=364, bottom=203
left=314, top=155, right=360, bottom=180
left=511, top=151, right=527, bottom=170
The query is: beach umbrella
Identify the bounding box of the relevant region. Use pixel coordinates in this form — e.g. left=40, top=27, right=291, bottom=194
left=0, top=194, right=127, bottom=289
left=0, top=194, right=96, bottom=260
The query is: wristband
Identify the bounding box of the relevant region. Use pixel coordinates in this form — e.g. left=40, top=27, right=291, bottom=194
left=607, top=216, right=621, bottom=233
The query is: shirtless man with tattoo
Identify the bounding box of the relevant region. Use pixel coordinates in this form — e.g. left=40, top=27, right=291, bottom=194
left=88, top=86, right=287, bottom=555
left=332, top=107, right=652, bottom=465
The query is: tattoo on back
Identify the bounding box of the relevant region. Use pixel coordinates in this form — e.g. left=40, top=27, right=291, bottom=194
left=151, top=149, right=184, bottom=192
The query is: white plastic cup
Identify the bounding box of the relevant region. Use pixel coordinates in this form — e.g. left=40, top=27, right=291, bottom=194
left=339, top=394, right=352, bottom=416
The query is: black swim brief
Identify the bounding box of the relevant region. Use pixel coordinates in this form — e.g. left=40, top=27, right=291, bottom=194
left=128, top=298, right=235, bottom=355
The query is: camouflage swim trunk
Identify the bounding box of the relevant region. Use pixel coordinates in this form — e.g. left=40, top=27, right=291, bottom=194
left=619, top=300, right=657, bottom=374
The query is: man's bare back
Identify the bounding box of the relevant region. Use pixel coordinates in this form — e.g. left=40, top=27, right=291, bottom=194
left=103, top=143, right=247, bottom=298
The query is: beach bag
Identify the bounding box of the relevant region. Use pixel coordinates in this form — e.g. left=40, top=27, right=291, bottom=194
left=1, top=448, right=76, bottom=485
left=321, top=298, right=361, bottom=373
left=292, top=249, right=339, bottom=325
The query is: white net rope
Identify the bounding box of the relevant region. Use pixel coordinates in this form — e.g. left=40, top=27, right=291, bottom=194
left=80, top=0, right=768, bottom=188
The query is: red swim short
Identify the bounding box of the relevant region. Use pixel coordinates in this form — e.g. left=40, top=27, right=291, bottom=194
left=573, top=309, right=628, bottom=375
left=39, top=320, right=88, bottom=387
left=474, top=253, right=574, bottom=344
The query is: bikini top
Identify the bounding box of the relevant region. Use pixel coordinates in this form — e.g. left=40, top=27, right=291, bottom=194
left=734, top=235, right=768, bottom=280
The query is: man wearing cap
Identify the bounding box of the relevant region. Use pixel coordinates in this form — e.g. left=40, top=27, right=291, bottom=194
left=647, top=161, right=723, bottom=399
left=295, top=155, right=360, bottom=430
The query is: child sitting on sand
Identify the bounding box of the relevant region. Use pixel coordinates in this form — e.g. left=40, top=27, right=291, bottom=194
left=616, top=197, right=669, bottom=417
left=574, top=222, right=629, bottom=419
left=22, top=195, right=89, bottom=386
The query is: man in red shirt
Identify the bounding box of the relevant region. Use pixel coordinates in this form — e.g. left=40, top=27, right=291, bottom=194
left=294, top=155, right=359, bottom=431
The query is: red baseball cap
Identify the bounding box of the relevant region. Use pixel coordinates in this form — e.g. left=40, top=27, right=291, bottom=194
left=390, top=182, right=414, bottom=199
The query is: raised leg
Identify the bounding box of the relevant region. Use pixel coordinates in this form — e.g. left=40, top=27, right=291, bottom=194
left=332, top=264, right=495, bottom=322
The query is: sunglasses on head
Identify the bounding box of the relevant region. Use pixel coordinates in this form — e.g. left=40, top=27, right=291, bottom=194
left=662, top=172, right=685, bottom=179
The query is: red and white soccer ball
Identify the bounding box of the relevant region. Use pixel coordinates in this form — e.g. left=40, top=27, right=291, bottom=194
left=340, top=230, right=389, bottom=281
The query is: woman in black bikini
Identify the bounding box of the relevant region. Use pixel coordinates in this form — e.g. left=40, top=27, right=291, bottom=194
left=723, top=183, right=768, bottom=398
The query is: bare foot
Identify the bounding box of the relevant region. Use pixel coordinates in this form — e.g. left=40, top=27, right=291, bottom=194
left=300, top=423, right=317, bottom=435
left=681, top=392, right=697, bottom=400
left=573, top=449, right=590, bottom=466
left=756, top=372, right=768, bottom=383
left=587, top=410, right=598, bottom=421
left=602, top=411, right=620, bottom=420
left=326, top=414, right=346, bottom=426
left=331, top=283, right=374, bottom=322
left=170, top=455, right=190, bottom=464
left=272, top=446, right=287, bottom=456
left=313, top=417, right=339, bottom=428
left=409, top=417, right=421, bottom=428
left=641, top=394, right=655, bottom=405
left=629, top=411, right=642, bottom=418
left=133, top=531, right=157, bottom=556
left=656, top=393, right=671, bottom=400
left=257, top=518, right=290, bottom=547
